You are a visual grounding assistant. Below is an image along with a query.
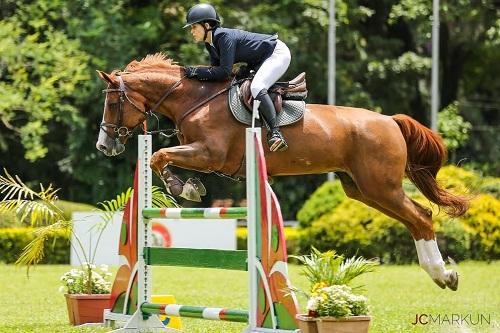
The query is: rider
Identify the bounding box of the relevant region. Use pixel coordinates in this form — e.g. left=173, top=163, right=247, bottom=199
left=183, top=3, right=291, bottom=152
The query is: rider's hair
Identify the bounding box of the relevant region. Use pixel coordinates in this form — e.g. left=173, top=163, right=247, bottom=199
left=203, top=20, right=219, bottom=29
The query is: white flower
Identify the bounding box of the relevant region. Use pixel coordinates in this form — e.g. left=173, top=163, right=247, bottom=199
left=306, top=297, right=318, bottom=311
left=59, top=264, right=113, bottom=294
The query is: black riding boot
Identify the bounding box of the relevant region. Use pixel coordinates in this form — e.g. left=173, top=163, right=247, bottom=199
left=255, top=89, right=288, bottom=152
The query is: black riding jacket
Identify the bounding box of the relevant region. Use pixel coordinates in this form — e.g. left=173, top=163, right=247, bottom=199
left=195, top=27, right=277, bottom=81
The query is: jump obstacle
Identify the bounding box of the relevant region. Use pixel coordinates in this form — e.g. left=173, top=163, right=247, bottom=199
left=104, top=128, right=299, bottom=332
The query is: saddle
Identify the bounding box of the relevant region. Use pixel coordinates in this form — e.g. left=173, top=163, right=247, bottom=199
left=239, top=72, right=308, bottom=113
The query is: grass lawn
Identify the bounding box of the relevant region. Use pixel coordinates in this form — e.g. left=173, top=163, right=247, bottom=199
left=0, top=261, right=498, bottom=332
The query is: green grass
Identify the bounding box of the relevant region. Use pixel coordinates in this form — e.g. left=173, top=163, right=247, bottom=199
left=0, top=262, right=499, bottom=332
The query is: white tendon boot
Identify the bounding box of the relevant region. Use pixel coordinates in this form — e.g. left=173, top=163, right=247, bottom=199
left=414, top=239, right=459, bottom=290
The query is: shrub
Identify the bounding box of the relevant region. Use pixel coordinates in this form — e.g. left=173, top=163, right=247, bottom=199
left=0, top=200, right=94, bottom=229
left=476, top=177, right=500, bottom=199
left=236, top=226, right=301, bottom=256
left=297, top=165, right=499, bottom=263
left=54, top=200, right=96, bottom=221
left=0, top=211, right=18, bottom=228
left=0, top=228, right=69, bottom=264
left=460, top=194, right=500, bottom=259
left=296, top=181, right=346, bottom=228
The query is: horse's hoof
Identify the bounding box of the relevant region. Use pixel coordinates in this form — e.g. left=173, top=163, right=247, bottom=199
left=186, top=178, right=206, bottom=196
left=179, top=182, right=202, bottom=202
left=446, top=270, right=459, bottom=291
left=161, top=178, right=183, bottom=196
left=432, top=279, right=446, bottom=289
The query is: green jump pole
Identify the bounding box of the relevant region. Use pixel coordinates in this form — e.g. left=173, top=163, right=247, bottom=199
left=141, top=303, right=249, bottom=323
left=142, top=207, right=247, bottom=219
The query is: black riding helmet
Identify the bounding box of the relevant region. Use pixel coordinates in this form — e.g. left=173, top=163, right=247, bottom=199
left=183, top=4, right=221, bottom=28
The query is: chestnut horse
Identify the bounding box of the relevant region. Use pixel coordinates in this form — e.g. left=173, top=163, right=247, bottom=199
left=96, top=54, right=468, bottom=290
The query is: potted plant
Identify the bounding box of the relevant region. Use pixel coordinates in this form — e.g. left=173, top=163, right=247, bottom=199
left=309, top=284, right=371, bottom=333
left=291, top=247, right=378, bottom=333
left=0, top=169, right=176, bottom=325
left=60, top=263, right=113, bottom=325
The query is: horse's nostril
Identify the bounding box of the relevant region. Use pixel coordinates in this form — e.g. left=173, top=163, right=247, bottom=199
left=97, top=144, right=107, bottom=152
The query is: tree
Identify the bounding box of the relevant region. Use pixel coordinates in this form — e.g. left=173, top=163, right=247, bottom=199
left=0, top=17, right=89, bottom=161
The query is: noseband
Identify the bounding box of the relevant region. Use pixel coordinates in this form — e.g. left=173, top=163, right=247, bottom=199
left=101, top=74, right=185, bottom=139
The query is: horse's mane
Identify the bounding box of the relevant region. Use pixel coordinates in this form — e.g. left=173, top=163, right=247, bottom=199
left=124, top=53, right=180, bottom=72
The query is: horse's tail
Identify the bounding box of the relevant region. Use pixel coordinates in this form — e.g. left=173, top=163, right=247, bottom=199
left=392, top=114, right=469, bottom=217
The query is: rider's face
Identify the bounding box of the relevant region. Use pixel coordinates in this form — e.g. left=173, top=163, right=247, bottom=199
left=190, top=23, right=205, bottom=43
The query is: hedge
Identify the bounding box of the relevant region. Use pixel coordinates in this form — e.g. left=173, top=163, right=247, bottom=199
left=296, top=165, right=500, bottom=263
left=236, top=227, right=301, bottom=256
left=0, top=200, right=95, bottom=229
left=0, top=228, right=70, bottom=264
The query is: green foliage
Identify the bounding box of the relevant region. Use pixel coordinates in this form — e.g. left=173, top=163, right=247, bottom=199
left=0, top=227, right=69, bottom=264
left=0, top=211, right=18, bottom=228
left=236, top=226, right=300, bottom=256
left=97, top=187, right=133, bottom=224
left=53, top=200, right=96, bottom=221
left=461, top=194, right=500, bottom=259
left=438, top=102, right=472, bottom=151
left=309, top=285, right=369, bottom=318
left=0, top=169, right=177, bottom=269
left=291, top=247, right=378, bottom=293
left=152, top=186, right=180, bottom=209
left=0, top=15, right=89, bottom=161
left=0, top=169, right=63, bottom=226
left=296, top=181, right=346, bottom=228
left=476, top=176, right=500, bottom=199
left=0, top=0, right=498, bottom=222
left=60, top=265, right=112, bottom=294
left=298, top=165, right=500, bottom=263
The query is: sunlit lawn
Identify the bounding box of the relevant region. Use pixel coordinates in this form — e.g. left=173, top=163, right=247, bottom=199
left=0, top=261, right=498, bottom=332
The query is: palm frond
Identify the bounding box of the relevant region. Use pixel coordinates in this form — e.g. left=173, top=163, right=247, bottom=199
left=97, top=187, right=133, bottom=223
left=16, top=220, right=71, bottom=269
left=152, top=186, right=179, bottom=208
left=292, top=247, right=379, bottom=291
left=335, top=256, right=379, bottom=286
left=0, top=200, right=62, bottom=226
left=0, top=170, right=64, bottom=227
left=0, top=168, right=59, bottom=203
left=291, top=247, right=344, bottom=287
left=16, top=200, right=62, bottom=226
left=0, top=169, right=36, bottom=201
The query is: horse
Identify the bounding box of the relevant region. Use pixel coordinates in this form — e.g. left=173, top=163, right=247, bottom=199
left=96, top=53, right=468, bottom=290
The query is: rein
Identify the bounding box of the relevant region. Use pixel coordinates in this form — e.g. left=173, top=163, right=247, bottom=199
left=101, top=72, right=236, bottom=139
left=101, top=75, right=185, bottom=139
left=177, top=85, right=232, bottom=128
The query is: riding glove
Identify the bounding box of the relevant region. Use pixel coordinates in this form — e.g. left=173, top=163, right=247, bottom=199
left=184, top=66, right=198, bottom=78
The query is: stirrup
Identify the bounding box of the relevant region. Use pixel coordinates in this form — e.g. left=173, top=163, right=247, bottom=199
left=269, top=138, right=288, bottom=152
left=268, top=131, right=288, bottom=152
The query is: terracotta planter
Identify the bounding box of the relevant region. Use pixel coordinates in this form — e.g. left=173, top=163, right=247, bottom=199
left=64, top=294, right=111, bottom=325
left=316, top=316, right=371, bottom=333
left=296, top=314, right=319, bottom=333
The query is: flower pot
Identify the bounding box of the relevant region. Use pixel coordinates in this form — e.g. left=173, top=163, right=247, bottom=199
left=316, top=316, right=371, bottom=333
left=296, top=314, right=319, bottom=333
left=64, top=293, right=111, bottom=325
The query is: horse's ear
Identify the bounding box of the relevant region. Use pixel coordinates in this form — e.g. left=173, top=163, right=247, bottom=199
left=96, top=70, right=116, bottom=85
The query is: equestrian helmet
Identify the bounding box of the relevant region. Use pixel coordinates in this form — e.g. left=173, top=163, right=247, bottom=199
left=183, top=4, right=220, bottom=28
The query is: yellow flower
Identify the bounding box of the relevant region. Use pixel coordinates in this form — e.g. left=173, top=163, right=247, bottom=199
left=312, top=281, right=327, bottom=292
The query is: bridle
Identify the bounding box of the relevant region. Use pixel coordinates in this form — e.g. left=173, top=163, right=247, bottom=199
left=100, top=70, right=235, bottom=141
left=100, top=74, right=185, bottom=139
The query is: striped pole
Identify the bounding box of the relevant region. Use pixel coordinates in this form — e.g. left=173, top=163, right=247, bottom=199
left=142, top=207, right=247, bottom=219
left=141, top=303, right=248, bottom=323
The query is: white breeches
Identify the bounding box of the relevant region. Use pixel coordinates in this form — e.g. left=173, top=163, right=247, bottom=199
left=250, top=39, right=291, bottom=98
